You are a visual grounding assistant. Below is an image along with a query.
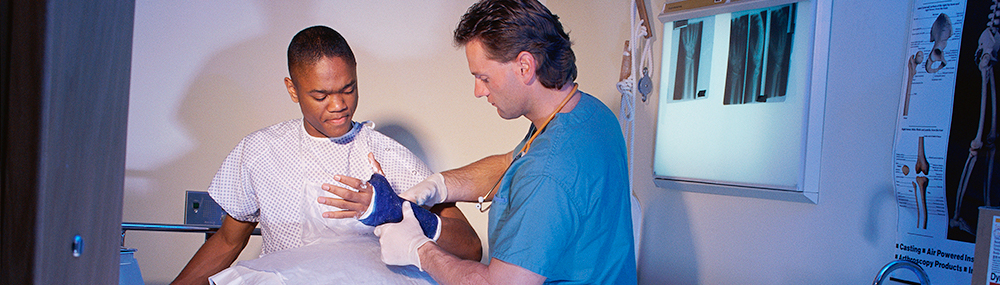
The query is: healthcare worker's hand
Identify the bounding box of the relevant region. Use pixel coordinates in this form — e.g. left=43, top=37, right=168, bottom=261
left=399, top=173, right=448, bottom=206
left=375, top=201, right=432, bottom=270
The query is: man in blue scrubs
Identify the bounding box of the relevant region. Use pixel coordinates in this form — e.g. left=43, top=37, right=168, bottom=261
left=372, top=0, right=637, bottom=283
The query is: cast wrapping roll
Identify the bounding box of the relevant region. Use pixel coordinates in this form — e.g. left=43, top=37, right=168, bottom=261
left=358, top=173, right=440, bottom=240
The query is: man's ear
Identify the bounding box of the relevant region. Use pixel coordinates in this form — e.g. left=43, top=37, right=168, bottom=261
left=515, top=51, right=536, bottom=84
left=285, top=77, right=300, bottom=103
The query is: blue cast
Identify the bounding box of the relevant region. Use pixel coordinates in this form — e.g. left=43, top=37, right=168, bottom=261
left=358, top=173, right=439, bottom=239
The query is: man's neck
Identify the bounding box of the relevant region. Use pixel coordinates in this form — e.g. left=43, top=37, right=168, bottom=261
left=526, top=83, right=579, bottom=129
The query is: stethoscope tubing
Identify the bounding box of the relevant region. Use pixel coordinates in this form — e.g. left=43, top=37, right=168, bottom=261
left=476, top=84, right=579, bottom=212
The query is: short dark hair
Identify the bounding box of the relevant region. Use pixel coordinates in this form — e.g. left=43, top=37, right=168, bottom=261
left=454, top=0, right=576, bottom=89
left=287, top=26, right=356, bottom=77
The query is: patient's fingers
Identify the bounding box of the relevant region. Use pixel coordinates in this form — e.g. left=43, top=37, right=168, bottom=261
left=331, top=174, right=367, bottom=191
left=322, top=209, right=359, bottom=219
left=317, top=194, right=364, bottom=219
left=316, top=191, right=360, bottom=209
left=320, top=182, right=372, bottom=219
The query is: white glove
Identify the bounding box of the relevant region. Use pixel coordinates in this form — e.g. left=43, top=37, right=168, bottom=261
left=374, top=201, right=433, bottom=270
left=399, top=173, right=448, bottom=206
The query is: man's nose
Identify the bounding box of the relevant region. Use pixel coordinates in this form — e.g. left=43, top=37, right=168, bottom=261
left=474, top=80, right=489, bottom=98
left=327, top=95, right=347, bottom=112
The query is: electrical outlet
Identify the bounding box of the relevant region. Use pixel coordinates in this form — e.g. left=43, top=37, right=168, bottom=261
left=185, top=190, right=226, bottom=226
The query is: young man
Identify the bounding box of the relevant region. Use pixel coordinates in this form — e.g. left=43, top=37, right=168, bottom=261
left=370, top=1, right=638, bottom=284
left=171, top=26, right=480, bottom=285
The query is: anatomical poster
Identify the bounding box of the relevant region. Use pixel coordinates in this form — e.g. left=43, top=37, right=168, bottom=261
left=892, top=0, right=1000, bottom=283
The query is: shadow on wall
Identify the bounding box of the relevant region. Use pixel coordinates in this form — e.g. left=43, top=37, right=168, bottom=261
left=863, top=184, right=896, bottom=245
left=376, top=122, right=433, bottom=170
left=636, top=184, right=700, bottom=284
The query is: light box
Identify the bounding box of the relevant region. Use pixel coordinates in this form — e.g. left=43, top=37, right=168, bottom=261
left=652, top=0, right=831, bottom=203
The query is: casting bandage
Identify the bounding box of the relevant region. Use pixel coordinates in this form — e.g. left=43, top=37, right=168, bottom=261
left=359, top=173, right=441, bottom=240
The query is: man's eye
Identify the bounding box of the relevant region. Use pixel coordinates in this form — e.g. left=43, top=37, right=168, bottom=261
left=312, top=94, right=327, bottom=101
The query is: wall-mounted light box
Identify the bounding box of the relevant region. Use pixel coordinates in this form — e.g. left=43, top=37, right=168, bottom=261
left=652, top=0, right=831, bottom=203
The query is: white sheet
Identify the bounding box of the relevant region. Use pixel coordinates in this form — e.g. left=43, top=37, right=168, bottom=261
left=209, top=236, right=435, bottom=285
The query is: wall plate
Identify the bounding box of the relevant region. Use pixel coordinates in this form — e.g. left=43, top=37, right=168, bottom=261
left=184, top=190, right=226, bottom=226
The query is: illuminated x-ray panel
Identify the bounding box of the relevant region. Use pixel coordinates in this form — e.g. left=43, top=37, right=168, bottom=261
left=653, top=0, right=828, bottom=203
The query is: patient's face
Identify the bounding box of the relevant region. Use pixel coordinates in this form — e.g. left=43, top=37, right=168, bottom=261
left=286, top=56, right=359, bottom=138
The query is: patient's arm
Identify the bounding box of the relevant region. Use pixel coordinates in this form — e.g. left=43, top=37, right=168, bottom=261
left=171, top=216, right=257, bottom=285
left=323, top=176, right=483, bottom=261
left=322, top=152, right=482, bottom=261
left=430, top=202, right=483, bottom=261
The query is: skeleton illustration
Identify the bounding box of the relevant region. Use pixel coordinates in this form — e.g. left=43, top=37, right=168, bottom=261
left=926, top=13, right=952, bottom=73
left=952, top=3, right=1000, bottom=234
left=904, top=51, right=924, bottom=116
left=904, top=13, right=953, bottom=117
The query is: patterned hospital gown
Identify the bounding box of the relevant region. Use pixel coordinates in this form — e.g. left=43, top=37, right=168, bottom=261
left=208, top=118, right=431, bottom=255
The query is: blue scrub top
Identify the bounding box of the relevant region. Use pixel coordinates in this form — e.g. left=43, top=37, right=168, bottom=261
left=488, top=92, right=637, bottom=284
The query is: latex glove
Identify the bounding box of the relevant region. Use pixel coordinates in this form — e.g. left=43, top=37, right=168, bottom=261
left=399, top=172, right=448, bottom=207
left=375, top=201, right=433, bottom=270
left=359, top=173, right=441, bottom=240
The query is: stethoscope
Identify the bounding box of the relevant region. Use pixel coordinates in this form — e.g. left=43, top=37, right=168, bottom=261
left=476, top=84, right=579, bottom=212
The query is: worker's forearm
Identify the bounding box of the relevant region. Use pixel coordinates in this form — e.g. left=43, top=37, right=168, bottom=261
left=419, top=237, right=545, bottom=285
left=440, top=152, right=512, bottom=202
left=418, top=242, right=490, bottom=285
left=430, top=203, right=483, bottom=261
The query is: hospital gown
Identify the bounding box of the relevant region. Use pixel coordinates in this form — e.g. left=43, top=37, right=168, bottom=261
left=206, top=118, right=435, bottom=284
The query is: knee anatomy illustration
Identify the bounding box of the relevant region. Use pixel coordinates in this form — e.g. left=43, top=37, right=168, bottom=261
left=916, top=136, right=929, bottom=176
left=952, top=4, right=1000, bottom=234
left=914, top=136, right=930, bottom=230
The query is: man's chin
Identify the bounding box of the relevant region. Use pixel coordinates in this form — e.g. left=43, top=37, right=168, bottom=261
left=322, top=124, right=352, bottom=138
left=497, top=111, right=518, bottom=120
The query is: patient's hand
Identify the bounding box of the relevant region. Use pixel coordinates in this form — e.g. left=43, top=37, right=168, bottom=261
left=319, top=153, right=383, bottom=219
